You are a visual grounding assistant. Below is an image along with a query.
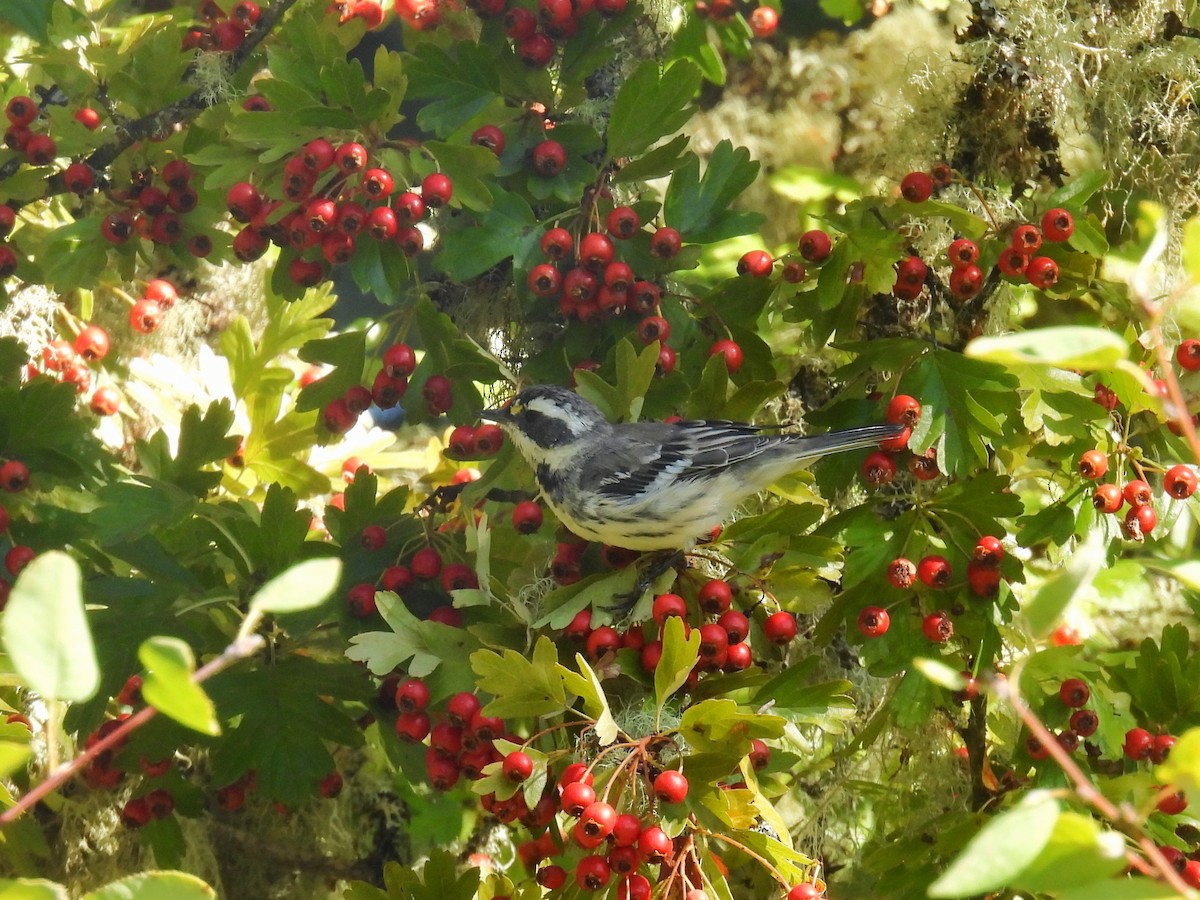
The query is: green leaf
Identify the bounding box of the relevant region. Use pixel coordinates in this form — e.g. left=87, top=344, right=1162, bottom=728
left=376, top=849, right=479, bottom=900
left=608, top=60, right=701, bottom=159
left=0, top=0, right=56, bottom=40
left=136, top=402, right=240, bottom=496
left=655, top=617, right=700, bottom=712
left=1155, top=726, right=1200, bottom=797
left=1056, top=883, right=1182, bottom=900
left=1184, top=215, right=1200, bottom=284
left=0, top=723, right=33, bottom=779
left=436, top=188, right=537, bottom=280
left=1024, top=531, right=1105, bottom=638
left=1014, top=812, right=1126, bottom=894
left=678, top=698, right=786, bottom=754
left=1068, top=214, right=1109, bottom=256
left=406, top=43, right=503, bottom=136
left=1, top=551, right=98, bottom=702
left=905, top=349, right=1021, bottom=479
left=558, top=655, right=619, bottom=745
left=965, top=327, right=1127, bottom=369
left=663, top=140, right=762, bottom=243
left=296, top=331, right=367, bottom=413
left=819, top=0, right=864, bottom=24
left=82, top=871, right=215, bottom=899
left=424, top=141, right=497, bottom=211
left=613, top=134, right=692, bottom=184
left=139, top=637, right=220, bottom=736
left=208, top=657, right=369, bottom=805
left=0, top=880, right=69, bottom=900
left=927, top=792, right=1060, bottom=897
left=1047, top=170, right=1108, bottom=207
left=249, top=558, right=342, bottom=615
left=346, top=593, right=479, bottom=679
left=470, top=636, right=566, bottom=719
left=753, top=665, right=856, bottom=732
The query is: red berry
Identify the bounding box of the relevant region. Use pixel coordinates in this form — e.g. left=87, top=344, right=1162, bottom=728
left=101, top=212, right=135, bottom=244
left=798, top=229, right=832, bottom=263
left=1151, top=734, right=1178, bottom=764
left=860, top=450, right=896, bottom=485
left=1164, top=464, right=1197, bottom=499
left=718, top=609, right=749, bottom=644
left=411, top=546, right=443, bottom=580
left=0, top=461, right=30, bottom=492
left=1092, top=482, right=1123, bottom=513
left=394, top=678, right=430, bottom=713
left=763, top=610, right=797, bottom=645
left=532, top=140, right=566, bottom=177
left=5, top=545, right=35, bottom=577
left=1122, top=503, right=1157, bottom=540
left=1157, top=790, right=1188, bottom=816
left=1041, top=208, right=1074, bottom=242
left=421, top=172, right=453, bottom=207
left=578, top=800, right=617, bottom=839
left=650, top=226, right=682, bottom=258
left=697, top=579, right=733, bottom=614
left=561, top=780, right=596, bottom=816
left=893, top=255, right=928, bottom=298
left=322, top=398, right=357, bottom=434
left=1123, top=480, right=1153, bottom=507
left=922, top=611, right=954, bottom=642
left=1011, top=224, right=1043, bottom=254
left=900, top=171, right=933, bottom=202
left=382, top=343, right=417, bottom=378
left=540, top=227, right=573, bottom=260
left=470, top=125, right=505, bottom=155
left=1123, top=727, right=1153, bottom=761
left=24, top=133, right=56, bottom=166
left=997, top=246, right=1029, bottom=277
left=502, top=750, right=534, bottom=783
left=787, top=885, right=820, bottom=900
left=1176, top=339, right=1200, bottom=371
left=748, top=5, right=778, bottom=37
left=74, top=325, right=110, bottom=361
left=857, top=606, right=890, bottom=637
left=637, top=825, right=672, bottom=862
left=579, top=232, right=614, bottom=272
left=396, top=226, right=424, bottom=256
left=707, top=339, right=743, bottom=373
left=973, top=535, right=1004, bottom=567
left=946, top=238, right=979, bottom=267
left=886, top=557, right=917, bottom=589
left=90, top=387, right=120, bottom=416
left=1058, top=678, right=1090, bottom=708
left=129, top=299, right=163, bottom=334
left=886, top=394, right=921, bottom=427
left=638, top=315, right=670, bottom=345
left=334, top=142, right=368, bottom=173
left=1069, top=709, right=1098, bottom=737
left=917, top=555, right=951, bottom=588
left=737, top=249, right=773, bottom=278
left=651, top=592, right=687, bottom=626
left=948, top=264, right=983, bottom=299
left=345, top=583, right=377, bottom=618
left=653, top=769, right=688, bottom=804
left=422, top=374, right=453, bottom=416
left=586, top=625, right=620, bottom=660
left=121, top=797, right=152, bottom=829
left=395, top=711, right=431, bottom=742
left=63, top=162, right=94, bottom=195
left=606, top=206, right=640, bottom=239
left=359, top=524, right=387, bottom=551
left=1025, top=256, right=1059, bottom=290
left=5, top=96, right=36, bottom=127
left=0, top=204, right=14, bottom=239
left=517, top=31, right=555, bottom=67
left=1077, top=449, right=1108, bottom=480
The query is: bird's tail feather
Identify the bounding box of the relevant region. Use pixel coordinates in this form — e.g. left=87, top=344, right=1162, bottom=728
left=786, top=423, right=907, bottom=460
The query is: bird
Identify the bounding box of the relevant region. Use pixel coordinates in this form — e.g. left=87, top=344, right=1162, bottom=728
left=479, top=384, right=906, bottom=554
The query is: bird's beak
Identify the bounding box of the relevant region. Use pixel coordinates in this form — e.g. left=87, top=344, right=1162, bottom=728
left=478, top=400, right=512, bottom=423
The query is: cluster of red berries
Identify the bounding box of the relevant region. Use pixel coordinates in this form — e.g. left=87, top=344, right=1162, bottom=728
left=1024, top=678, right=1099, bottom=761
left=35, top=315, right=126, bottom=416
left=182, top=0, right=261, bottom=53
left=320, top=342, right=416, bottom=434
left=527, top=219, right=693, bottom=375
left=499, top=0, right=629, bottom=68
left=857, top=535, right=1004, bottom=642
left=692, top=0, right=780, bottom=40
left=447, top=422, right=505, bottom=459
left=3, top=95, right=60, bottom=188
left=344, top=539, right=477, bottom=620
left=386, top=673, right=820, bottom=899
left=0, top=499, right=27, bottom=608
left=95, top=159, right=212, bottom=257
left=1079, top=448, right=1196, bottom=542
left=224, top=139, right=452, bottom=288
left=736, top=227, right=829, bottom=286
left=858, top=394, right=930, bottom=486
left=897, top=167, right=1072, bottom=298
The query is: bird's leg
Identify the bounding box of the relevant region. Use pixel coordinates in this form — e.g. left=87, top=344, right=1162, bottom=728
left=606, top=549, right=686, bottom=617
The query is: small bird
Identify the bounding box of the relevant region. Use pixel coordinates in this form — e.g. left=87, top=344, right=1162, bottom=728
left=479, top=384, right=905, bottom=552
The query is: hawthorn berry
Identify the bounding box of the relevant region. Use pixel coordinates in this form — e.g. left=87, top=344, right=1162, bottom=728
left=1011, top=224, right=1043, bottom=254
left=561, top=780, right=597, bottom=816
left=411, top=546, right=443, bottom=580
left=948, top=263, right=983, bottom=299
left=698, top=579, right=733, bottom=614
left=638, top=315, right=670, bottom=345
left=788, top=885, right=821, bottom=900
left=423, top=374, right=453, bottom=415
left=0, top=461, right=30, bottom=492
left=532, top=140, right=566, bottom=177
left=653, top=769, right=689, bottom=804
left=798, top=229, right=832, bottom=263
left=0, top=204, right=14, bottom=239
left=637, top=825, right=672, bottom=862
left=64, top=162, right=94, bottom=195
left=1058, top=678, right=1090, bottom=707
left=1041, top=208, right=1074, bottom=242
left=857, top=606, right=890, bottom=637
left=540, top=226, right=572, bottom=260
left=997, top=246, right=1029, bottom=277
left=1164, top=464, right=1197, bottom=499
left=382, top=343, right=417, bottom=377
left=1123, top=727, right=1153, bottom=761
left=578, top=800, right=617, bottom=840
left=586, top=625, right=620, bottom=660
left=763, top=610, right=797, bottom=644
left=1175, top=339, right=1200, bottom=371
left=966, top=560, right=1001, bottom=597
left=421, top=172, right=453, bottom=207
left=121, top=798, right=152, bottom=829
left=606, top=206, right=640, bottom=238
left=470, top=124, right=505, bottom=155
left=748, top=5, right=779, bottom=37
left=886, top=557, right=917, bottom=589
left=886, top=394, right=922, bottom=427
left=101, top=212, right=135, bottom=244
left=1069, top=708, right=1098, bottom=737
left=947, top=238, right=979, bottom=267
left=579, top=232, right=614, bottom=272
left=5, top=545, right=35, bottom=577
left=90, top=386, right=120, bottom=416
left=129, top=299, right=163, bottom=334
left=74, top=325, right=110, bottom=361
left=917, top=555, right=951, bottom=588
left=322, top=398, right=357, bottom=434
left=1122, top=503, right=1156, bottom=540
left=649, top=225, right=682, bottom=258
left=1077, top=449, right=1108, bottom=479
left=1151, top=734, right=1177, bottom=764
left=1092, top=483, right=1123, bottom=513
left=1025, top=256, right=1059, bottom=290
left=395, top=711, right=431, bottom=742
left=718, top=609, right=749, bottom=644
left=893, top=255, right=928, bottom=298
left=860, top=450, right=896, bottom=485
left=737, top=249, right=773, bottom=278
left=1123, top=479, right=1152, bottom=507
left=1157, top=790, right=1187, bottom=816
left=922, top=611, right=954, bottom=642
left=334, top=141, right=368, bottom=173
left=502, top=751, right=534, bottom=783
left=24, top=133, right=56, bottom=165
left=394, top=678, right=430, bottom=713
left=973, top=535, right=1004, bottom=567
left=900, top=171, right=933, bottom=202
left=345, top=583, right=378, bottom=617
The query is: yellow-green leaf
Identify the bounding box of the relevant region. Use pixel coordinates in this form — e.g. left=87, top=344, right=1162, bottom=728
left=138, top=637, right=220, bottom=736
left=249, top=558, right=342, bottom=615
left=966, top=327, right=1127, bottom=370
